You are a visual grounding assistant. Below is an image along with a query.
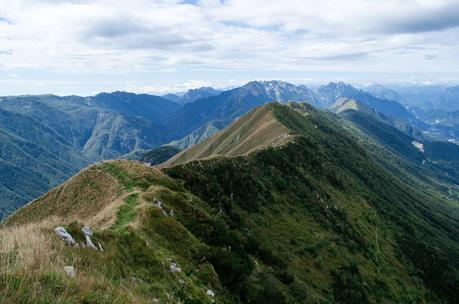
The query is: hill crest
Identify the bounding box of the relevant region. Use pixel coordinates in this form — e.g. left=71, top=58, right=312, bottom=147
left=161, top=103, right=295, bottom=167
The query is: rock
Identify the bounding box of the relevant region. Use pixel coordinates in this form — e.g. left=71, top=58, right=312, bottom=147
left=170, top=262, right=181, bottom=273
left=63, top=266, right=75, bottom=278
left=81, top=225, right=93, bottom=236
left=207, top=289, right=215, bottom=297
left=154, top=198, right=163, bottom=209
left=54, top=227, right=77, bottom=246
left=81, top=225, right=98, bottom=250
left=98, top=242, right=104, bottom=251
left=85, top=235, right=98, bottom=250
left=162, top=210, right=168, bottom=217
left=169, top=209, right=175, bottom=217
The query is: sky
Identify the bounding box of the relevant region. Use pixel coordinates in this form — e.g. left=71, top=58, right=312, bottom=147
left=0, top=0, right=459, bottom=96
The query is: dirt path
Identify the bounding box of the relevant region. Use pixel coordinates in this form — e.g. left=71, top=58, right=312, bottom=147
left=86, top=190, right=141, bottom=230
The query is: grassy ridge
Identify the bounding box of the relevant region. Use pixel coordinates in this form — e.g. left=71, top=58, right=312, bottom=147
left=0, top=162, right=225, bottom=304
left=163, top=104, right=292, bottom=167
left=166, top=103, right=459, bottom=303
left=2, top=104, right=459, bottom=303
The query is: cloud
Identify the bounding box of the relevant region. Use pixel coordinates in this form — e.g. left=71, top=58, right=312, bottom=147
left=126, top=80, right=218, bottom=94
left=304, top=52, right=370, bottom=62
left=84, top=20, right=192, bottom=50
left=375, top=3, right=459, bottom=34
left=0, top=0, right=458, bottom=95
left=0, top=16, right=14, bottom=25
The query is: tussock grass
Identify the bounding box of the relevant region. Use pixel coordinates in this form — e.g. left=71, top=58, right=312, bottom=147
left=0, top=161, right=220, bottom=304
left=0, top=219, right=148, bottom=303
left=0, top=218, right=67, bottom=276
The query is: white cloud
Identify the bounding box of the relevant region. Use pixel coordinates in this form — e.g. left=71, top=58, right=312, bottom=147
left=0, top=0, right=458, bottom=94
left=126, top=80, right=217, bottom=94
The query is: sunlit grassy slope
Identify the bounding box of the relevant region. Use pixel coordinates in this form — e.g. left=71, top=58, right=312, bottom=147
left=2, top=103, right=459, bottom=303
left=162, top=104, right=294, bottom=167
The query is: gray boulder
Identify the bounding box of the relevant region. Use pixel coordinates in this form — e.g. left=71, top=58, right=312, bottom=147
left=63, top=266, right=76, bottom=278
left=54, top=227, right=77, bottom=246
left=82, top=225, right=98, bottom=250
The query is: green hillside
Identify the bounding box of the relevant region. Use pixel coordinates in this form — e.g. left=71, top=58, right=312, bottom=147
left=337, top=104, right=459, bottom=188
left=2, top=103, right=458, bottom=303
left=0, top=93, right=180, bottom=219
left=142, top=146, right=182, bottom=165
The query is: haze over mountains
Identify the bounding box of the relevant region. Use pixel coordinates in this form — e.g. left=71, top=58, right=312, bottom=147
left=1, top=80, right=459, bottom=219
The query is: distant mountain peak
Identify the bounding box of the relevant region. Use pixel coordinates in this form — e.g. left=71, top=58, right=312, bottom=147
left=330, top=97, right=373, bottom=115
left=322, top=81, right=358, bottom=93
left=179, top=86, right=222, bottom=104
left=242, top=80, right=319, bottom=105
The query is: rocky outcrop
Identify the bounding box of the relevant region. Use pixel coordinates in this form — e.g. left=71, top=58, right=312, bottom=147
left=82, top=225, right=98, bottom=250
left=54, top=227, right=77, bottom=246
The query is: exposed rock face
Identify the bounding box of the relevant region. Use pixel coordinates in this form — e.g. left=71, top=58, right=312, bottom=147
left=154, top=198, right=163, bottom=209
left=82, top=226, right=93, bottom=236
left=412, top=140, right=425, bottom=153
left=54, top=227, right=77, bottom=246
left=82, top=225, right=98, bottom=250
left=170, top=262, right=181, bottom=273
left=206, top=289, right=215, bottom=297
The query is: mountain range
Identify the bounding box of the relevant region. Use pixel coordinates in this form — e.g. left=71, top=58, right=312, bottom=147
left=162, top=87, right=222, bottom=104
left=1, top=80, right=459, bottom=219
left=1, top=101, right=458, bottom=303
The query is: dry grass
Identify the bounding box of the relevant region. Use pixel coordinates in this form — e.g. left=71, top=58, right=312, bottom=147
left=0, top=218, right=148, bottom=303
left=0, top=218, right=77, bottom=302
left=161, top=104, right=294, bottom=167
left=0, top=218, right=68, bottom=275
left=0, top=160, right=210, bottom=303
left=4, top=166, right=122, bottom=227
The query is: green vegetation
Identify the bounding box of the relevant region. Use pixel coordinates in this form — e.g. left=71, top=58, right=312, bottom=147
left=2, top=103, right=459, bottom=303
left=165, top=103, right=459, bottom=303
left=112, top=193, right=139, bottom=231
left=0, top=93, right=180, bottom=220
left=141, top=146, right=182, bottom=165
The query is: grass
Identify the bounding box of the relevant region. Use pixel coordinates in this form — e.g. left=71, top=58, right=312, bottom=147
left=111, top=193, right=139, bottom=231
left=0, top=161, right=223, bottom=304
left=0, top=219, right=144, bottom=304
left=2, top=104, right=459, bottom=303
left=163, top=104, right=293, bottom=167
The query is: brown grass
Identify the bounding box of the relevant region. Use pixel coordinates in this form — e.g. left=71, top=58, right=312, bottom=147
left=0, top=218, right=148, bottom=303
left=0, top=218, right=69, bottom=275
left=161, top=104, right=294, bottom=167
left=3, top=165, right=122, bottom=227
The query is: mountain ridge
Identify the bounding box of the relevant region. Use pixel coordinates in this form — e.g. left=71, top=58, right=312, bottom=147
left=3, top=102, right=459, bottom=303
left=1, top=80, right=458, bottom=219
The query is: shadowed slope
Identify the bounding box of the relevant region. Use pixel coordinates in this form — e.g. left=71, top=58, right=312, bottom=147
left=2, top=103, right=459, bottom=304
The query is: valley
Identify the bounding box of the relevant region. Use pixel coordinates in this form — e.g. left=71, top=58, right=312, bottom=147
left=1, top=102, right=459, bottom=303
left=2, top=81, right=459, bottom=220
